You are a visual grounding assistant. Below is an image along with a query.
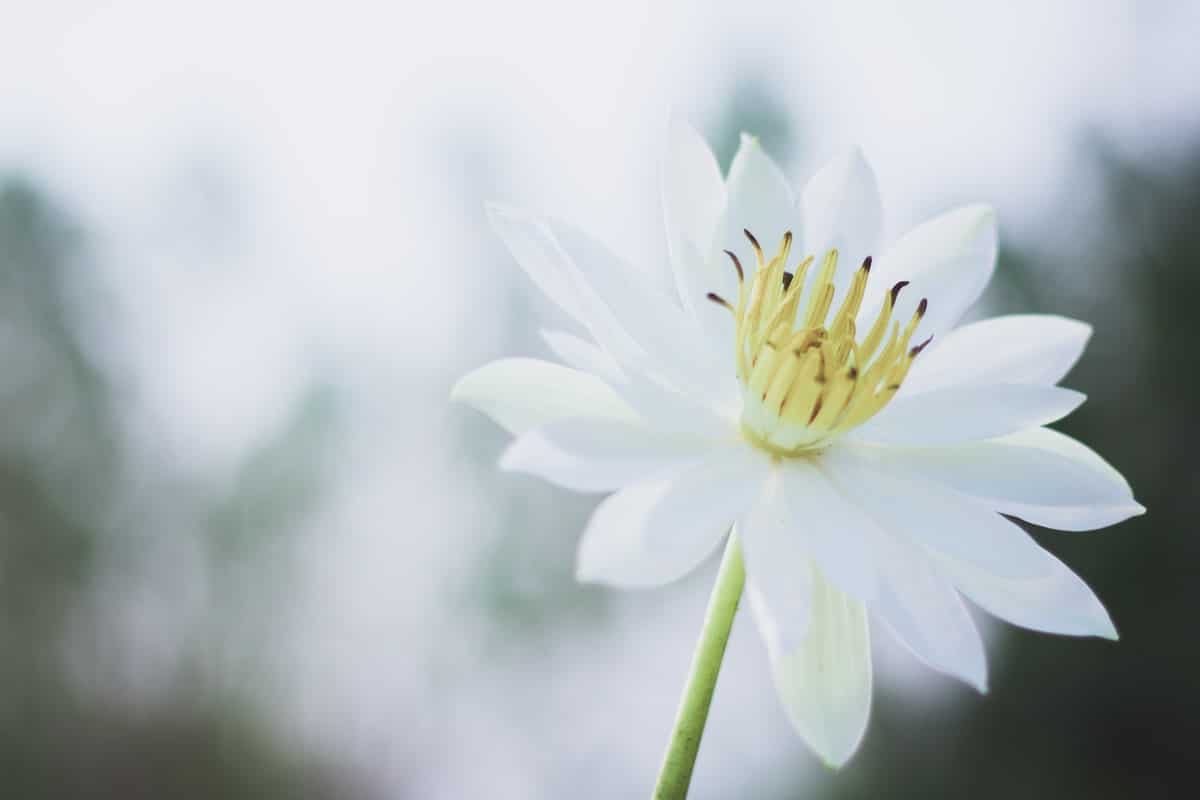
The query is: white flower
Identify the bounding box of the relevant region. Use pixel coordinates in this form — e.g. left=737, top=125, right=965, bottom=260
left=452, top=119, right=1144, bottom=767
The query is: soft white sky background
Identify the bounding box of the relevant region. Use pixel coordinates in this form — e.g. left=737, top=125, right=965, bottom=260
left=1, top=1, right=1197, bottom=797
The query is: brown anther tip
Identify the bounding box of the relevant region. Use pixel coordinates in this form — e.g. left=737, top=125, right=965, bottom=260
left=909, top=335, right=934, bottom=358
left=783, top=230, right=793, bottom=245
left=743, top=228, right=762, bottom=252
left=890, top=280, right=910, bottom=304
left=917, top=298, right=929, bottom=316
left=848, top=367, right=859, bottom=379
left=861, top=255, right=873, bottom=272
left=781, top=271, right=794, bottom=291
left=723, top=250, right=744, bottom=281
left=706, top=292, right=731, bottom=307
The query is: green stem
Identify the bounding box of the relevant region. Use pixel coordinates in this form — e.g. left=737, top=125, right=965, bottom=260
left=652, top=533, right=746, bottom=800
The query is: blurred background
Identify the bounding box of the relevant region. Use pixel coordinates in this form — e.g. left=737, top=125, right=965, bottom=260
left=0, top=1, right=1195, bottom=797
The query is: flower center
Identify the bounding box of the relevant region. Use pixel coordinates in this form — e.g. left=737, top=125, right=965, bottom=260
left=708, top=230, right=931, bottom=456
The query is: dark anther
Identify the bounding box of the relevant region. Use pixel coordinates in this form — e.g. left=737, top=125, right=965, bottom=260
left=861, top=256, right=873, bottom=272
left=917, top=298, right=929, bottom=317
left=890, top=280, right=910, bottom=305
left=781, top=271, right=794, bottom=291
left=909, top=335, right=934, bottom=358
left=706, top=292, right=733, bottom=310
left=724, top=250, right=744, bottom=282
left=743, top=228, right=762, bottom=253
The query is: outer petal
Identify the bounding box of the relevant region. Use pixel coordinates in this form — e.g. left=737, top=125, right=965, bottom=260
left=548, top=220, right=722, bottom=385
left=451, top=358, right=636, bottom=435
left=932, top=546, right=1118, bottom=640
left=662, top=116, right=727, bottom=319
left=500, top=417, right=720, bottom=492
left=575, top=444, right=769, bottom=587
left=903, top=315, right=1092, bottom=396
left=853, top=430, right=1144, bottom=531
left=540, top=329, right=621, bottom=380
left=860, top=204, right=997, bottom=343
left=849, top=384, right=1085, bottom=446
left=539, top=328, right=740, bottom=436
left=488, top=205, right=715, bottom=386
left=866, top=524, right=988, bottom=691
left=801, top=147, right=883, bottom=293
left=720, top=134, right=797, bottom=282
left=823, top=448, right=1057, bottom=580
left=752, top=569, right=872, bottom=768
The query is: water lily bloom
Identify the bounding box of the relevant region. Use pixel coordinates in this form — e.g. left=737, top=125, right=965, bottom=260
left=452, top=119, right=1143, bottom=768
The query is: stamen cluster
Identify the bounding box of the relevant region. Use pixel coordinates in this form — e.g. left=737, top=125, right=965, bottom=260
left=708, top=230, right=930, bottom=454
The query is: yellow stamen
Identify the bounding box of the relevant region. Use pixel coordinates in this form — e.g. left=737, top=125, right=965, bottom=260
left=721, top=231, right=931, bottom=455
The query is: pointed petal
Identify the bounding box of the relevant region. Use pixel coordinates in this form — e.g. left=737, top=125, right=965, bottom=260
left=823, top=448, right=1057, bottom=580
left=860, top=204, right=997, bottom=342
left=849, top=384, right=1085, bottom=446
left=547, top=220, right=721, bottom=384
left=752, top=569, right=872, bottom=768
left=1001, top=425, right=1138, bottom=493
left=903, top=315, right=1092, bottom=395
left=932, top=545, right=1118, bottom=640
left=854, top=430, right=1143, bottom=532
left=867, top=526, right=988, bottom=691
left=451, top=358, right=636, bottom=435
left=662, top=115, right=726, bottom=318
left=576, top=444, right=769, bottom=587
left=720, top=134, right=798, bottom=270
left=488, top=205, right=712, bottom=382
left=801, top=147, right=883, bottom=292
left=500, top=418, right=718, bottom=492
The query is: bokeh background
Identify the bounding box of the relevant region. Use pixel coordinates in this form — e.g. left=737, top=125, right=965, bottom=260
left=0, top=1, right=1196, bottom=797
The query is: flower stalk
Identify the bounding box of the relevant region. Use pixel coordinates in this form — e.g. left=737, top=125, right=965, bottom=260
left=653, top=533, right=746, bottom=800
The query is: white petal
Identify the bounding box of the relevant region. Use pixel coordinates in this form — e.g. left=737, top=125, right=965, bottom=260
left=720, top=134, right=798, bottom=273
left=801, top=147, right=883, bottom=292
left=576, top=444, right=769, bottom=587
left=866, top=526, right=988, bottom=691
left=1001, top=426, right=1136, bottom=490
left=486, top=203, right=590, bottom=326
left=932, top=545, right=1118, bottom=640
left=739, top=473, right=814, bottom=648
left=547, top=220, right=721, bottom=385
left=540, top=329, right=622, bottom=380
left=662, top=115, right=726, bottom=319
left=500, top=418, right=719, bottom=492
left=854, top=431, right=1143, bottom=532
left=753, top=569, right=872, bottom=768
left=849, top=384, right=1085, bottom=446
left=823, top=448, right=1056, bottom=580
left=861, top=204, right=997, bottom=343
left=778, top=460, right=877, bottom=602
left=451, top=358, right=636, bottom=435
left=607, top=362, right=739, bottom=438
left=488, top=205, right=710, bottom=380
left=903, top=315, right=1092, bottom=396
